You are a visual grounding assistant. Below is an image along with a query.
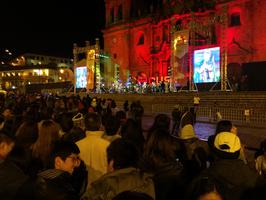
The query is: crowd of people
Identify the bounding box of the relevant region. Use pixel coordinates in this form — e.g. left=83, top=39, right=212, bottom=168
left=1, top=92, right=266, bottom=200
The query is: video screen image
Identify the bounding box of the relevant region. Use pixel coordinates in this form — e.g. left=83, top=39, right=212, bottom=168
left=193, top=47, right=220, bottom=83
left=76, top=66, right=87, bottom=88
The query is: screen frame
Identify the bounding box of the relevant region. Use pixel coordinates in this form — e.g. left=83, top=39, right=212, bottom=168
left=75, top=66, right=87, bottom=89
left=193, top=46, right=221, bottom=84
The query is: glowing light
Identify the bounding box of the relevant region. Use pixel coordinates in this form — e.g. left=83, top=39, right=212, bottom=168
left=60, top=69, right=64, bottom=73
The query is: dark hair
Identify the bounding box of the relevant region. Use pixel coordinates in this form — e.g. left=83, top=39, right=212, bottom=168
left=84, top=112, right=102, bottom=131
left=15, top=120, right=38, bottom=149
left=50, top=140, right=80, bottom=168
left=120, top=118, right=144, bottom=154
left=142, top=129, right=177, bottom=172
left=148, top=114, right=171, bottom=139
left=180, top=111, right=194, bottom=128
left=186, top=176, right=223, bottom=200
left=0, top=133, right=14, bottom=144
left=115, top=110, right=127, bottom=122
left=107, top=138, right=139, bottom=169
left=62, top=126, right=86, bottom=143
left=58, top=113, right=74, bottom=133
left=104, top=115, right=120, bottom=136
left=112, top=191, right=154, bottom=200
left=215, top=120, right=233, bottom=135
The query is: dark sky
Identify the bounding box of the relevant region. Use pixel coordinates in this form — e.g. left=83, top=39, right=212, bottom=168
left=0, top=0, right=105, bottom=58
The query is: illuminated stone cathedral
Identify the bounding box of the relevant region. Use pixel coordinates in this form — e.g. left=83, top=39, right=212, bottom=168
left=103, top=0, right=266, bottom=90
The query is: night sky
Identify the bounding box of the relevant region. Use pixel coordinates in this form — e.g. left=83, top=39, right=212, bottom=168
left=0, top=0, right=105, bottom=58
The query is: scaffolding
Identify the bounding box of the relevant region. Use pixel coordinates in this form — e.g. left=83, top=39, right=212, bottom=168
left=73, top=39, right=101, bottom=94
left=171, top=5, right=232, bottom=92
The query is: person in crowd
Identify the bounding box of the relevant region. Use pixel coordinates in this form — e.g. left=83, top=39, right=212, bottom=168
left=62, top=126, right=86, bottom=144
left=255, top=138, right=266, bottom=177
left=177, top=108, right=210, bottom=180
left=186, top=176, right=223, bottom=200
left=197, top=132, right=261, bottom=200
left=171, top=105, right=182, bottom=136
left=15, top=120, right=38, bottom=150
left=208, top=120, right=247, bottom=164
left=102, top=115, right=121, bottom=142
left=147, top=113, right=171, bottom=140
left=141, top=128, right=188, bottom=200
left=193, top=93, right=200, bottom=123
left=57, top=112, right=74, bottom=136
left=0, top=132, right=15, bottom=160
left=0, top=133, right=28, bottom=200
left=123, top=100, right=129, bottom=114
left=76, top=112, right=110, bottom=186
left=82, top=138, right=155, bottom=200
left=115, top=110, right=127, bottom=132
left=120, top=118, right=145, bottom=155
left=129, top=100, right=144, bottom=128
left=35, top=140, right=81, bottom=200
left=31, top=120, right=60, bottom=174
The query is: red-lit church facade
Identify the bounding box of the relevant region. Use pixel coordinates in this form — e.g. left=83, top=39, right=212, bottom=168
left=103, top=0, right=266, bottom=90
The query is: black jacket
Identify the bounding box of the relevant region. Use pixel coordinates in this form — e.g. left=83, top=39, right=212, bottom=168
left=36, top=169, right=79, bottom=200
left=152, top=162, right=189, bottom=200
left=0, top=159, right=28, bottom=200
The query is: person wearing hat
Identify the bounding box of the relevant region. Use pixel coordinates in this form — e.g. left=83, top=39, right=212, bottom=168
left=177, top=110, right=210, bottom=180
left=196, top=132, right=261, bottom=200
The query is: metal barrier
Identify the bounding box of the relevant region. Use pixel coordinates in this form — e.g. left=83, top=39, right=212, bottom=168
left=151, top=104, right=266, bottom=127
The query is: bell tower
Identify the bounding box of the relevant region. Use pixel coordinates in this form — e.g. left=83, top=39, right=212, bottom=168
left=105, top=0, right=132, bottom=27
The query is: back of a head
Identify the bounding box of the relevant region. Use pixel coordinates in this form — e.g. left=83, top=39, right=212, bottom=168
left=180, top=111, right=194, bottom=128
left=59, top=113, right=74, bottom=133
left=172, top=108, right=182, bottom=121
left=84, top=112, right=101, bottom=131
left=120, top=119, right=144, bottom=153
left=104, top=115, right=120, bottom=136
left=143, top=129, right=177, bottom=171
left=107, top=138, right=139, bottom=170
left=15, top=120, right=38, bottom=149
left=215, top=120, right=232, bottom=135
left=112, top=191, right=154, bottom=200
left=63, top=126, right=86, bottom=143
left=213, top=132, right=241, bottom=159
left=149, top=114, right=170, bottom=134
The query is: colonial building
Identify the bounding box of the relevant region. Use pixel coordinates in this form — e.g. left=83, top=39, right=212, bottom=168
left=103, top=0, right=266, bottom=90
left=0, top=53, right=74, bottom=92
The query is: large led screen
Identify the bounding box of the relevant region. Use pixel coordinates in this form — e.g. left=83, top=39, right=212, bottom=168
left=193, top=47, right=220, bottom=83
left=76, top=66, right=87, bottom=88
